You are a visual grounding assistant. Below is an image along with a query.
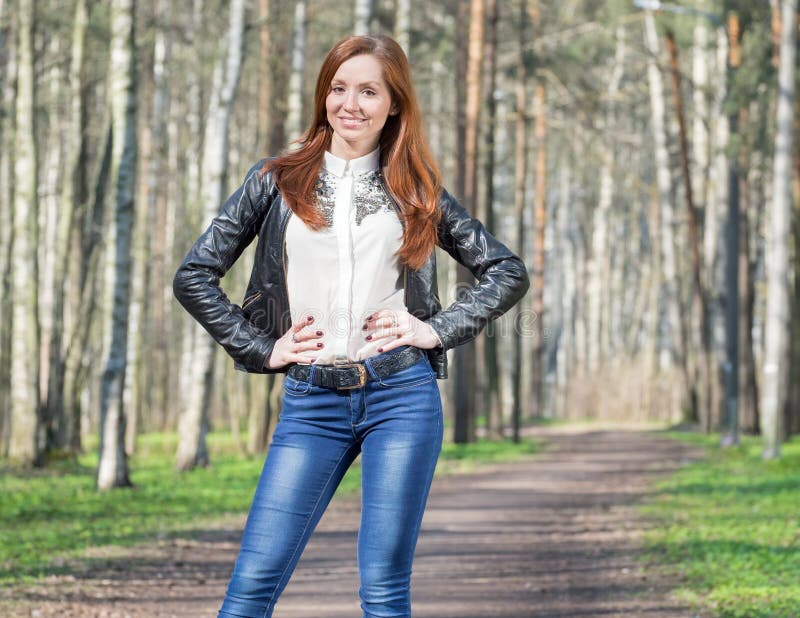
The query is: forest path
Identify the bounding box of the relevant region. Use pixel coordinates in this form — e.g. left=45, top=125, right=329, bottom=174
left=5, top=428, right=704, bottom=617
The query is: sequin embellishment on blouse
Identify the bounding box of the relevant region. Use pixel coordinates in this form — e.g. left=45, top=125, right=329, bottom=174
left=313, top=169, right=396, bottom=227
left=353, top=171, right=395, bottom=225
left=313, top=171, right=338, bottom=226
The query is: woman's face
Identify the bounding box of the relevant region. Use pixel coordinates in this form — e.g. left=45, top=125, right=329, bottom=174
left=326, top=54, right=397, bottom=159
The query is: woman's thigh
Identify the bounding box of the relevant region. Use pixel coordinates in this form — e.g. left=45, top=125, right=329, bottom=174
left=357, top=357, right=443, bottom=588
left=219, top=381, right=360, bottom=617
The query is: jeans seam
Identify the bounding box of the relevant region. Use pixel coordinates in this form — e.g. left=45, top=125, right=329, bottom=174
left=261, top=442, right=358, bottom=618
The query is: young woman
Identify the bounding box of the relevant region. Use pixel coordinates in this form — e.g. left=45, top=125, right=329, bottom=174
left=173, top=34, right=529, bottom=618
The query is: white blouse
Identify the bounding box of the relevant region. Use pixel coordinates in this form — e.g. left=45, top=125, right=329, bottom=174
left=285, top=147, right=408, bottom=364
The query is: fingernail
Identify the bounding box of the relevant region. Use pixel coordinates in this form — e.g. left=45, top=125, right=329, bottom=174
left=377, top=347, right=383, bottom=352
left=317, top=342, right=323, bottom=348
left=366, top=315, right=374, bottom=321
left=366, top=334, right=372, bottom=341
left=316, top=330, right=323, bottom=336
left=396, top=334, right=401, bottom=338
left=362, top=324, right=368, bottom=330
left=307, top=316, right=314, bottom=322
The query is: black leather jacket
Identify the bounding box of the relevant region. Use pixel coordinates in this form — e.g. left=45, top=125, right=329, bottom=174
left=173, top=159, right=530, bottom=379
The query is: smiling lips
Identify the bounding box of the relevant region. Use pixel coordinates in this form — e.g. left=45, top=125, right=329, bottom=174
left=340, top=117, right=366, bottom=127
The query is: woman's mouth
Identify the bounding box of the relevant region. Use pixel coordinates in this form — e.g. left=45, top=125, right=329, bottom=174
left=340, top=117, right=366, bottom=128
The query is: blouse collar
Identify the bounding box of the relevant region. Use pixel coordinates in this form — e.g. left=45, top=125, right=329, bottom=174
left=323, top=146, right=380, bottom=178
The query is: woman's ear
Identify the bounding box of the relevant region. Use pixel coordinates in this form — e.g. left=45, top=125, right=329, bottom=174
left=389, top=104, right=400, bottom=116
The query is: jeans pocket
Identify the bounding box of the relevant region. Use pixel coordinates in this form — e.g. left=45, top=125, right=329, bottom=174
left=374, top=357, right=435, bottom=389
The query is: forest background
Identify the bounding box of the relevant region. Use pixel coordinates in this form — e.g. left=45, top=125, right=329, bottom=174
left=0, top=0, right=798, bottom=489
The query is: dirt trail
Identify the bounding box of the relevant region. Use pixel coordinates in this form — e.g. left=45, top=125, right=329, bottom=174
left=3, top=428, right=703, bottom=618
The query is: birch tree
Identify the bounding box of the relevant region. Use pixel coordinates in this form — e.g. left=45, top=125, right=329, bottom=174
left=9, top=0, right=40, bottom=465
left=97, top=0, right=137, bottom=490
left=643, top=12, right=682, bottom=377
left=510, top=0, right=528, bottom=443
left=285, top=1, right=306, bottom=143
left=47, top=0, right=88, bottom=452
left=175, top=0, right=247, bottom=471
left=394, top=0, right=410, bottom=57
left=761, top=0, right=797, bottom=459
left=353, top=0, right=371, bottom=35
left=0, top=0, right=13, bottom=454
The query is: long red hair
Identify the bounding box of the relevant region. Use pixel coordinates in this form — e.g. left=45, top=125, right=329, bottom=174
left=262, top=35, right=442, bottom=271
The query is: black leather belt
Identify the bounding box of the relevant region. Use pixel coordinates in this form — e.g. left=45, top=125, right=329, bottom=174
left=286, top=346, right=425, bottom=390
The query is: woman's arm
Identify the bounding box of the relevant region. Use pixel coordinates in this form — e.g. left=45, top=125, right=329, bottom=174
left=424, top=189, right=530, bottom=351
left=172, top=159, right=277, bottom=372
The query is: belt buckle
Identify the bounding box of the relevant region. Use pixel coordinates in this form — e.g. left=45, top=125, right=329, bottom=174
left=332, top=357, right=367, bottom=389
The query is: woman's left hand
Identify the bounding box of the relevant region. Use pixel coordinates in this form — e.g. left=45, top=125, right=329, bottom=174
left=361, top=309, right=442, bottom=353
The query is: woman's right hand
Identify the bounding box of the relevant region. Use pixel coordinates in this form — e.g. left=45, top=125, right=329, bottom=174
left=265, top=315, right=325, bottom=369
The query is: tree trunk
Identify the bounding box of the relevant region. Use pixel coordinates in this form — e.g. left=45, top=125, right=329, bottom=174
left=587, top=27, right=625, bottom=374
left=705, top=28, right=730, bottom=432
left=39, top=36, right=64, bottom=456
left=46, top=0, right=88, bottom=454
left=140, top=0, right=172, bottom=444
left=0, top=0, right=15, bottom=457
left=97, top=0, right=137, bottom=490
left=175, top=0, right=247, bottom=472
left=285, top=1, right=306, bottom=143
left=511, top=0, right=528, bottom=441
left=530, top=80, right=546, bottom=420
left=394, top=0, right=410, bottom=58
left=481, top=0, right=500, bottom=438
left=258, top=0, right=272, bottom=154
left=644, top=13, right=683, bottom=387
left=761, top=0, right=796, bottom=459
left=453, top=0, right=483, bottom=444
left=353, top=0, right=371, bottom=35
left=9, top=0, right=41, bottom=466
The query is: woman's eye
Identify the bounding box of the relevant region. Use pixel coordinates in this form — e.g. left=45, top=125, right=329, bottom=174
left=363, top=90, right=376, bottom=96
left=331, top=86, right=344, bottom=93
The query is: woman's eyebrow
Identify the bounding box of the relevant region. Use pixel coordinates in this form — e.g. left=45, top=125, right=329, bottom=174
left=331, top=79, right=382, bottom=88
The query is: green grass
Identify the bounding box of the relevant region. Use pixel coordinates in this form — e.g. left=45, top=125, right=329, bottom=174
left=0, top=431, right=539, bottom=585
left=642, top=432, right=800, bottom=618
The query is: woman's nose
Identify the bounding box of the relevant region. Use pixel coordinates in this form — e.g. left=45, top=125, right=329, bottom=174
left=343, top=91, right=359, bottom=111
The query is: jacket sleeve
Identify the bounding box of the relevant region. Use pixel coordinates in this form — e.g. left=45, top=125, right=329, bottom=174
left=172, top=159, right=277, bottom=373
left=423, top=189, right=530, bottom=351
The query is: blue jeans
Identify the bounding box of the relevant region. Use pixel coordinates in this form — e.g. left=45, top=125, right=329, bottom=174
left=218, top=346, right=444, bottom=618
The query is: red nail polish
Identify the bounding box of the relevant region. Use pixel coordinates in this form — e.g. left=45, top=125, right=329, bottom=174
left=362, top=324, right=368, bottom=330
left=317, top=342, right=323, bottom=348
left=316, top=330, right=323, bottom=336
left=366, top=335, right=372, bottom=340
left=307, top=316, right=314, bottom=322
left=396, top=334, right=401, bottom=338
left=377, top=347, right=383, bottom=352
left=367, top=315, right=374, bottom=321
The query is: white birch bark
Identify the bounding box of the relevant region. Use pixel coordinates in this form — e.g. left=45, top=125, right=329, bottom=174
left=692, top=16, right=709, bottom=223
left=705, top=28, right=730, bottom=428
left=395, top=0, right=411, bottom=57
left=175, top=0, right=204, bottom=423
left=97, top=0, right=137, bottom=490
left=354, top=0, right=371, bottom=35
left=644, top=12, right=681, bottom=372
left=9, top=0, right=41, bottom=465
left=0, top=0, right=13, bottom=455
left=761, top=0, right=797, bottom=459
left=285, top=1, right=306, bottom=144
left=39, top=36, right=62, bottom=431
left=555, top=157, right=574, bottom=419
left=175, top=0, right=247, bottom=471
left=587, top=26, right=624, bottom=372
left=50, top=0, right=88, bottom=450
